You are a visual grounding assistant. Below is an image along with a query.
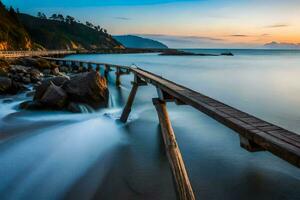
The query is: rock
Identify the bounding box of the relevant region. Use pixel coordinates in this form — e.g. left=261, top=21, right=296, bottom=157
left=34, top=76, right=70, bottom=100
left=59, top=66, right=70, bottom=73
left=0, top=77, right=12, bottom=94
left=2, top=98, right=13, bottom=103
left=10, top=65, right=29, bottom=74
left=43, top=69, right=51, bottom=75
left=26, top=91, right=35, bottom=97
left=19, top=100, right=44, bottom=110
left=0, top=77, right=25, bottom=94
left=0, top=59, right=10, bottom=76
left=11, top=58, right=57, bottom=70
left=29, top=69, right=43, bottom=83
left=40, top=83, right=67, bottom=109
left=67, top=102, right=94, bottom=113
left=22, top=76, right=31, bottom=84
left=52, top=67, right=60, bottom=75
left=63, top=71, right=109, bottom=108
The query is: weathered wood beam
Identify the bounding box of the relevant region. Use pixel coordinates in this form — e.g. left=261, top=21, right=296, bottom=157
left=153, top=98, right=195, bottom=200
left=239, top=135, right=264, bottom=152
left=120, top=76, right=147, bottom=122
left=115, top=68, right=121, bottom=86
left=120, top=83, right=139, bottom=122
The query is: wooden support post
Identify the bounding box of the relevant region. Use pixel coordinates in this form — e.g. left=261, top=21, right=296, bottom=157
left=104, top=65, right=110, bottom=79
left=120, top=76, right=147, bottom=122
left=239, top=135, right=264, bottom=152
left=115, top=68, right=121, bottom=86
left=152, top=98, right=195, bottom=200
left=120, top=83, right=139, bottom=122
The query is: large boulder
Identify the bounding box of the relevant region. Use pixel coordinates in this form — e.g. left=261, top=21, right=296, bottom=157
left=63, top=71, right=109, bottom=108
left=0, top=77, right=12, bottom=93
left=40, top=83, right=67, bottom=109
left=0, top=77, right=26, bottom=94
left=34, top=76, right=70, bottom=100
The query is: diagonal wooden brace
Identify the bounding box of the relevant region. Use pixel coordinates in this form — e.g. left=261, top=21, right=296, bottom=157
left=152, top=98, right=195, bottom=200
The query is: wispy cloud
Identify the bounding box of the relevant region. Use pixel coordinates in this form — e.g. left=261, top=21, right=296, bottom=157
left=114, top=17, right=131, bottom=20
left=229, top=34, right=250, bottom=37
left=265, top=24, right=289, bottom=28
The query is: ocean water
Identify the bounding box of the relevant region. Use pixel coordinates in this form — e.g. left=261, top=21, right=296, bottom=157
left=0, top=49, right=300, bottom=200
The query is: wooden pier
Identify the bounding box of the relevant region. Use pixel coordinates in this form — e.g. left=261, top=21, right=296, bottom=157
left=0, top=50, right=75, bottom=58
left=45, top=57, right=300, bottom=200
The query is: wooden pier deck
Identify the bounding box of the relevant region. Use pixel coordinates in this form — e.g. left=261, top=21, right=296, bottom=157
left=0, top=50, right=75, bottom=58
left=45, top=57, right=300, bottom=200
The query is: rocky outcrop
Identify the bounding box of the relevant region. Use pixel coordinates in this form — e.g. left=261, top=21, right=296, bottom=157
left=63, top=72, right=109, bottom=108
left=20, top=71, right=109, bottom=112
left=0, top=77, right=27, bottom=94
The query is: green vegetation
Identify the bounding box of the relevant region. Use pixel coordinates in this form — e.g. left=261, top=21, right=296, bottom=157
left=0, top=1, right=123, bottom=50
left=0, top=1, right=32, bottom=50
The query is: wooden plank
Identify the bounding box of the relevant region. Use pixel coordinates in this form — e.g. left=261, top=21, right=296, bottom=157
left=153, top=98, right=195, bottom=200
left=131, top=68, right=300, bottom=167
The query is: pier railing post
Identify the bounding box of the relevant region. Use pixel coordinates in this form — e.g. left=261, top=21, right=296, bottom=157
left=153, top=98, right=195, bottom=200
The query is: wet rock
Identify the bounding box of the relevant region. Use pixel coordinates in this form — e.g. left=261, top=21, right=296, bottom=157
left=52, top=67, right=60, bottom=76
left=34, top=76, right=70, bottom=100
left=42, top=69, right=51, bottom=75
left=63, top=71, right=109, bottom=108
left=19, top=100, right=44, bottom=110
left=2, top=98, right=13, bottom=103
left=40, top=83, right=68, bottom=109
left=29, top=69, right=43, bottom=83
left=0, top=77, right=12, bottom=94
left=0, top=59, right=10, bottom=76
left=26, top=91, right=35, bottom=97
left=67, top=102, right=94, bottom=113
left=12, top=58, right=57, bottom=70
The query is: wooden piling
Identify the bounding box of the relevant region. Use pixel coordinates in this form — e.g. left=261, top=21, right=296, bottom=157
left=104, top=65, right=110, bottom=79
left=120, top=83, right=139, bottom=122
left=115, top=68, right=121, bottom=86
left=153, top=98, right=195, bottom=200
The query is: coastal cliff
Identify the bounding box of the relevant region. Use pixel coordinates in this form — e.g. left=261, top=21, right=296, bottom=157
left=0, top=0, right=123, bottom=51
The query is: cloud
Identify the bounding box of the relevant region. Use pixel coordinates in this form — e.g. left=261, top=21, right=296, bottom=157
left=114, top=17, right=131, bottom=20
left=265, top=24, right=289, bottom=28
left=229, top=34, right=249, bottom=37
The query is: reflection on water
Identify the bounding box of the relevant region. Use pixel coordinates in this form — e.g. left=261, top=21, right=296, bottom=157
left=0, top=51, right=300, bottom=200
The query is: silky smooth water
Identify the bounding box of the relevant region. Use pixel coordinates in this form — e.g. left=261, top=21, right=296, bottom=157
left=0, top=50, right=300, bottom=200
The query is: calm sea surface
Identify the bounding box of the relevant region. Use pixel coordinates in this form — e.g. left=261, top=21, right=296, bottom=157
left=0, top=49, right=300, bottom=200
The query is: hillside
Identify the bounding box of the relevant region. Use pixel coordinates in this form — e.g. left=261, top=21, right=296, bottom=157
left=264, top=41, right=300, bottom=49
left=114, top=35, right=168, bottom=49
left=0, top=2, right=32, bottom=50
left=18, top=13, right=124, bottom=50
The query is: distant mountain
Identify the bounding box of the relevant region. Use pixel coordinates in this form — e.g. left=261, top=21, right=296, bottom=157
left=18, top=13, right=124, bottom=50
left=264, top=41, right=300, bottom=49
left=0, top=2, right=32, bottom=50
left=113, top=35, right=168, bottom=49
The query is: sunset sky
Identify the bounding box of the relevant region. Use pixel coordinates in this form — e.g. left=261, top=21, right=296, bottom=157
left=3, top=0, right=300, bottom=48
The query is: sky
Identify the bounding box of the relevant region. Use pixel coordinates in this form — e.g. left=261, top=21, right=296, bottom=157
left=3, top=0, right=300, bottom=48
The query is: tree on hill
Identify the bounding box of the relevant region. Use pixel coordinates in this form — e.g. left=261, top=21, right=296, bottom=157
left=37, top=12, right=47, bottom=19
left=65, top=15, right=75, bottom=24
